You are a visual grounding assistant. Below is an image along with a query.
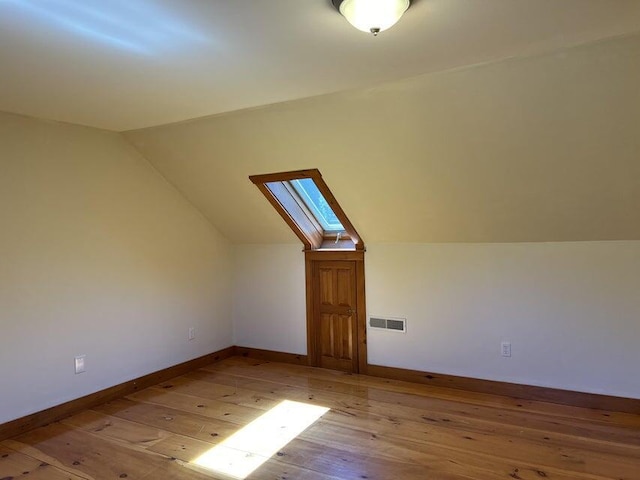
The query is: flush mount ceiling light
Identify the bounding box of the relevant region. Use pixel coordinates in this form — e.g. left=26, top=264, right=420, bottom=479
left=332, top=0, right=411, bottom=36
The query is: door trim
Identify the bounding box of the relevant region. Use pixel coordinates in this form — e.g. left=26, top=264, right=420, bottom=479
left=305, top=250, right=367, bottom=374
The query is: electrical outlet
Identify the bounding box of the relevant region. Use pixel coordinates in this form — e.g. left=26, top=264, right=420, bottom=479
left=501, top=342, right=511, bottom=357
left=188, top=327, right=195, bottom=341
left=74, top=355, right=86, bottom=374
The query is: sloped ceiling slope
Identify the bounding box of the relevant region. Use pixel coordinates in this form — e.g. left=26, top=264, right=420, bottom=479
left=2, top=0, right=640, bottom=131
left=125, top=34, right=640, bottom=244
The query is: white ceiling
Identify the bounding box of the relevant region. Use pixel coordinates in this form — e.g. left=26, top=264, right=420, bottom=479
left=1, top=0, right=640, bottom=131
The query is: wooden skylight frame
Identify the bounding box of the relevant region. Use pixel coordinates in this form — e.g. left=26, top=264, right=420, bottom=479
left=249, top=169, right=364, bottom=251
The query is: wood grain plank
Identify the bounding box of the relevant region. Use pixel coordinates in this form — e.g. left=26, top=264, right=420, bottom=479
left=0, top=443, right=88, bottom=480
left=3, top=357, right=639, bottom=480
left=149, top=434, right=344, bottom=480
left=8, top=424, right=219, bottom=480
left=210, top=357, right=640, bottom=426
left=94, top=397, right=241, bottom=442
left=172, top=373, right=640, bottom=458
left=131, top=378, right=640, bottom=479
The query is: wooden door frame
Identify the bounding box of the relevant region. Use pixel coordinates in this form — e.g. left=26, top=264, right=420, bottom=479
left=305, top=250, right=367, bottom=374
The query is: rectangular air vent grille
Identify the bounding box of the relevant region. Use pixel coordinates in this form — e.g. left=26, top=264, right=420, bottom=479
left=369, top=316, right=406, bottom=333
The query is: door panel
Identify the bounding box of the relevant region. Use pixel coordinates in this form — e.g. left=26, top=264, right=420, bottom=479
left=336, top=268, right=353, bottom=307
left=320, top=313, right=334, bottom=357
left=313, top=261, right=357, bottom=372
left=336, top=314, right=352, bottom=360
left=319, top=268, right=334, bottom=305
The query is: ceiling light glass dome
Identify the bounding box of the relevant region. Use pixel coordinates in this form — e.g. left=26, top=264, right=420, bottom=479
left=334, top=0, right=411, bottom=36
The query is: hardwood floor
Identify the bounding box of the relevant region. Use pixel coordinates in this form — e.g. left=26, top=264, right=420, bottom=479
left=2, top=356, right=639, bottom=479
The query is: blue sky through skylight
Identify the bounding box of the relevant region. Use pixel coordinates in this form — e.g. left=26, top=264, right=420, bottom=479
left=290, top=178, right=344, bottom=232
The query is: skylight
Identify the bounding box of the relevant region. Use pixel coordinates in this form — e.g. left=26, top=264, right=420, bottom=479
left=290, top=178, right=344, bottom=232
left=250, top=169, right=364, bottom=251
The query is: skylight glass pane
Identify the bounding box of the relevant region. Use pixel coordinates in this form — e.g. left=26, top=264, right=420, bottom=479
left=290, top=178, right=344, bottom=232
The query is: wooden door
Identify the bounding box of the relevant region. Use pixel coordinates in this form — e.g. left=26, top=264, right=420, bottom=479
left=312, top=260, right=358, bottom=372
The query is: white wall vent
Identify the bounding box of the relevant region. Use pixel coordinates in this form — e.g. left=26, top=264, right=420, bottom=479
left=369, top=316, right=406, bottom=333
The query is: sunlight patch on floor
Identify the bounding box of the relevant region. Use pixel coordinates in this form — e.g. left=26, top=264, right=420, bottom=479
left=192, top=400, right=329, bottom=479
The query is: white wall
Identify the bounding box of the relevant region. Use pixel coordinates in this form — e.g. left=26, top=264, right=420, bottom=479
left=232, top=244, right=306, bottom=355
left=0, top=112, right=233, bottom=424
left=232, top=242, right=640, bottom=399
left=367, top=242, right=640, bottom=399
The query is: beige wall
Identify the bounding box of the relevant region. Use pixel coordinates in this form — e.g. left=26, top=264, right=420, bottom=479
left=232, top=242, right=640, bottom=399
left=0, top=112, right=232, bottom=424
left=232, top=244, right=306, bottom=353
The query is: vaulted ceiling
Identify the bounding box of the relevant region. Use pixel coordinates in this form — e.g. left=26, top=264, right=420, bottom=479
left=126, top=33, right=640, bottom=244
left=2, top=1, right=640, bottom=243
left=1, top=0, right=640, bottom=131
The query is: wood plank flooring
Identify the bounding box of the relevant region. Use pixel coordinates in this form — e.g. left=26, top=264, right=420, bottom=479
left=2, top=356, right=639, bottom=479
